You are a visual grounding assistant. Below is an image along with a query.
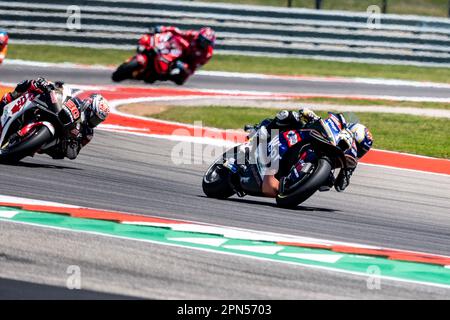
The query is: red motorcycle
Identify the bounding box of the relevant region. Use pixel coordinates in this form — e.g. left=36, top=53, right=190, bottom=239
left=112, top=32, right=186, bottom=84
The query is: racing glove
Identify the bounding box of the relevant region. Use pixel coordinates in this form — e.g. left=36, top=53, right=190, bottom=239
left=258, top=110, right=302, bottom=131
left=299, top=108, right=320, bottom=124
left=334, top=168, right=354, bottom=192
left=33, top=77, right=53, bottom=93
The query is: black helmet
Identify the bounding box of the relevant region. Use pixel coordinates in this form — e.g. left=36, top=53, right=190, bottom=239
left=197, top=27, right=216, bottom=49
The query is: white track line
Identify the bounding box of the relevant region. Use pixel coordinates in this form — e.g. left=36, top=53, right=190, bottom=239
left=2, top=219, right=450, bottom=290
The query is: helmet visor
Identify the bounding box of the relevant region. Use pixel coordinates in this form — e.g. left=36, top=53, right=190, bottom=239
left=198, top=35, right=212, bottom=49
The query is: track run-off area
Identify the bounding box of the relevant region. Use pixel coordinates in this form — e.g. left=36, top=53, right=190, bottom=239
left=0, top=61, right=449, bottom=299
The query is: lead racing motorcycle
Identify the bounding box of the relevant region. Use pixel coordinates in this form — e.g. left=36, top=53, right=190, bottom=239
left=202, top=119, right=356, bottom=208
left=0, top=83, right=77, bottom=163
left=112, top=31, right=184, bottom=84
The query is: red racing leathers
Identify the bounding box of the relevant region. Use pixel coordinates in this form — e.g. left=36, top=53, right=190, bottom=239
left=0, top=78, right=94, bottom=160
left=153, top=26, right=214, bottom=84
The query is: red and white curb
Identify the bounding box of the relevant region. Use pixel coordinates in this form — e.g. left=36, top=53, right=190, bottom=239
left=1, top=194, right=449, bottom=269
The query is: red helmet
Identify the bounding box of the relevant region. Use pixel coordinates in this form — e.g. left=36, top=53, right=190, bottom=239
left=197, top=27, right=216, bottom=49
left=0, top=32, right=8, bottom=47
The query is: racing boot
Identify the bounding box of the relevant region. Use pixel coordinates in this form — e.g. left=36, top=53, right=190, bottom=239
left=223, top=159, right=264, bottom=197
left=238, top=164, right=263, bottom=197
left=334, top=168, right=354, bottom=192
left=223, top=158, right=246, bottom=197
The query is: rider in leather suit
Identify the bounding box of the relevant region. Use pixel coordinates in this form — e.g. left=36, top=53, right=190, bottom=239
left=0, top=77, right=110, bottom=160
left=148, top=25, right=215, bottom=85
left=227, top=108, right=373, bottom=197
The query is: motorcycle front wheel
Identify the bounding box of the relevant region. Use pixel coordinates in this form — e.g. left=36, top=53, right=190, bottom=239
left=276, top=157, right=332, bottom=208
left=112, top=59, right=141, bottom=82
left=0, top=126, right=54, bottom=164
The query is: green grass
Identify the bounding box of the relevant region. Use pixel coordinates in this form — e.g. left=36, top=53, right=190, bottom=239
left=7, top=44, right=450, bottom=84
left=293, top=97, right=450, bottom=110
left=200, top=0, right=449, bottom=17
left=204, top=55, right=450, bottom=83
left=150, top=106, right=450, bottom=158
left=8, top=44, right=133, bottom=66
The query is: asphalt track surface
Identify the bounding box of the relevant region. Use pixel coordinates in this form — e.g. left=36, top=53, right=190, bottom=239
left=0, top=63, right=449, bottom=299
left=2, top=63, right=450, bottom=99
left=0, top=132, right=449, bottom=299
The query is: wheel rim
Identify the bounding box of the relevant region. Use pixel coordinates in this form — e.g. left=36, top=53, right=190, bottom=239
left=205, top=164, right=223, bottom=183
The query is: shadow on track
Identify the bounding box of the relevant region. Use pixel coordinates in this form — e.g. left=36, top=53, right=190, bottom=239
left=198, top=195, right=338, bottom=213
left=0, top=277, right=138, bottom=300
left=0, top=161, right=82, bottom=170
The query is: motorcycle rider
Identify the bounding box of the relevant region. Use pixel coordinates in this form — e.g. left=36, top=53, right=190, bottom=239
left=226, top=108, right=373, bottom=197
left=147, top=25, right=215, bottom=85
left=0, top=77, right=110, bottom=160
left=0, top=31, right=8, bottom=64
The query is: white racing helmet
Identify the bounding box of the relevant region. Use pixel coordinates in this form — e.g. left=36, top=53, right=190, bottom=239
left=348, top=123, right=373, bottom=158
left=83, top=94, right=110, bottom=128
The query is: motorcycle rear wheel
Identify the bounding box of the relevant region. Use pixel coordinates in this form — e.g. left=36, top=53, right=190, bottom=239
left=276, top=157, right=332, bottom=208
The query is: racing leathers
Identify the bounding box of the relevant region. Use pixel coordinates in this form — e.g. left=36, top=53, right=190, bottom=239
left=234, top=109, right=365, bottom=196
left=148, top=26, right=214, bottom=85
left=43, top=96, right=94, bottom=160
left=0, top=78, right=94, bottom=160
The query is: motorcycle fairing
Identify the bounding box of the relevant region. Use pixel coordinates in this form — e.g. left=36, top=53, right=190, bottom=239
left=0, top=92, right=37, bottom=146
left=153, top=33, right=184, bottom=75
left=0, top=89, right=70, bottom=148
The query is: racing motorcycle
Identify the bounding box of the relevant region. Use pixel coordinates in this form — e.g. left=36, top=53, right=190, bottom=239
left=112, top=31, right=184, bottom=84
left=202, top=119, right=355, bottom=208
left=0, top=83, right=76, bottom=163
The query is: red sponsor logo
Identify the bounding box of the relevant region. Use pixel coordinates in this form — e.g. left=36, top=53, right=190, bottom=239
left=10, top=93, right=34, bottom=114
left=98, top=101, right=110, bottom=115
